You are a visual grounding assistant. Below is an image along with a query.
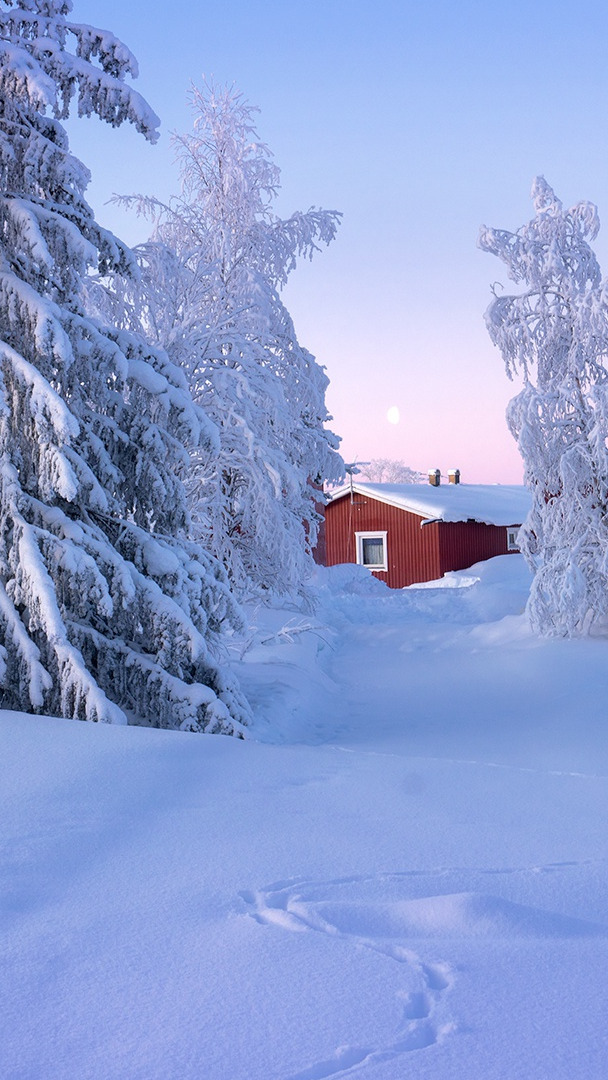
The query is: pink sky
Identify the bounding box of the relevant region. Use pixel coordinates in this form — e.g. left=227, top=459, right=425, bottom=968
left=66, top=0, right=608, bottom=487
left=283, top=255, right=525, bottom=485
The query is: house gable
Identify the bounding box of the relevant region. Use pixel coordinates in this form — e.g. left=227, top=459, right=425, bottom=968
left=324, top=490, right=442, bottom=588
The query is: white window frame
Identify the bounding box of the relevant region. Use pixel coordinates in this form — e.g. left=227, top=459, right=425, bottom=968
left=355, top=531, right=388, bottom=571
left=506, top=527, right=520, bottom=551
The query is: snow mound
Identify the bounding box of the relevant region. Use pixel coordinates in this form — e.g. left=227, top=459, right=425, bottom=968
left=4, top=547, right=608, bottom=1079
left=313, top=561, right=390, bottom=596
left=301, top=893, right=605, bottom=940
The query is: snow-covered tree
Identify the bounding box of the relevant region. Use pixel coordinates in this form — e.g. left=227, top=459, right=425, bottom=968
left=0, top=1, right=249, bottom=732
left=107, top=83, right=344, bottom=601
left=359, top=459, right=423, bottom=484
left=479, top=177, right=608, bottom=636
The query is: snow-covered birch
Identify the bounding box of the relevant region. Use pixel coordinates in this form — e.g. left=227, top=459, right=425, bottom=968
left=103, top=83, right=344, bottom=601
left=359, top=460, right=424, bottom=484
left=479, top=177, right=608, bottom=636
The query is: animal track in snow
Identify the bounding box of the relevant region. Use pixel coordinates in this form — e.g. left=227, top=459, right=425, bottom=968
left=401, top=989, right=431, bottom=1019
left=240, top=864, right=606, bottom=1079
left=239, top=875, right=457, bottom=1079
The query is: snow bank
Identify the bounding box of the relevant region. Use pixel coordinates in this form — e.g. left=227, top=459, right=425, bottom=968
left=2, top=555, right=608, bottom=1079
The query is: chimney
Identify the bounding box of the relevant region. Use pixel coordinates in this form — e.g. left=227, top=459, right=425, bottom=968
left=428, top=468, right=440, bottom=487
left=448, top=469, right=460, bottom=485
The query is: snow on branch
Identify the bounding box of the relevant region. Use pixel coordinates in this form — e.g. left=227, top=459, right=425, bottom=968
left=0, top=2, right=250, bottom=733
left=99, top=81, right=343, bottom=602
left=479, top=177, right=608, bottom=636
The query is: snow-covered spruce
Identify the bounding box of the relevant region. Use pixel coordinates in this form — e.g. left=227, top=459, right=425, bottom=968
left=98, top=83, right=344, bottom=601
left=479, top=178, right=608, bottom=637
left=0, top=1, right=249, bottom=733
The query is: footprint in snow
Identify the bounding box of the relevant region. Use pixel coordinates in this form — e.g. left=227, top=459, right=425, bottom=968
left=239, top=867, right=606, bottom=1079
left=239, top=876, right=457, bottom=1079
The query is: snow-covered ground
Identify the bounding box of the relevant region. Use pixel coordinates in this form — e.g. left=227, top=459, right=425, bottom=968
left=2, top=555, right=608, bottom=1080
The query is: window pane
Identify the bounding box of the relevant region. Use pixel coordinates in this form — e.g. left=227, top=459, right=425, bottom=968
left=362, top=537, right=384, bottom=566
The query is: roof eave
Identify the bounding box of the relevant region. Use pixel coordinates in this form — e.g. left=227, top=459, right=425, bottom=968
left=328, top=484, right=523, bottom=527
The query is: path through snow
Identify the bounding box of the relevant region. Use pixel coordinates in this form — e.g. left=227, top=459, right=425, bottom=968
left=2, top=556, right=608, bottom=1079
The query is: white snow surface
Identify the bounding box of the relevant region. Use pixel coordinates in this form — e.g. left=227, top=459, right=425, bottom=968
left=2, top=554, right=608, bottom=1080
left=330, top=481, right=530, bottom=525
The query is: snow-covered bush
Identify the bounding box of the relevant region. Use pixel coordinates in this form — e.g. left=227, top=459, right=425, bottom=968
left=0, top=1, right=249, bottom=732
left=359, top=459, right=424, bottom=484
left=479, top=177, right=608, bottom=636
left=103, top=83, right=344, bottom=601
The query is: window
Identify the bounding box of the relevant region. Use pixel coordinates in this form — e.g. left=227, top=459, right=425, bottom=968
left=506, top=527, right=520, bottom=551
left=355, top=531, right=388, bottom=571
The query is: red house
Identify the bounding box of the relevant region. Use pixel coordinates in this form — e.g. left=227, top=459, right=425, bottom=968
left=323, top=478, right=529, bottom=589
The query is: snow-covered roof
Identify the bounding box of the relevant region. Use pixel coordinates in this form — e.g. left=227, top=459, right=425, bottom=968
left=328, top=482, right=530, bottom=526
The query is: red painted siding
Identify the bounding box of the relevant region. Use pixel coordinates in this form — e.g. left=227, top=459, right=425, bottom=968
left=437, top=520, right=513, bottom=576
left=324, top=493, right=520, bottom=588
left=325, top=493, right=442, bottom=588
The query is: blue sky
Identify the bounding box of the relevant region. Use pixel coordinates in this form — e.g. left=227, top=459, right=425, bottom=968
left=68, top=0, right=608, bottom=482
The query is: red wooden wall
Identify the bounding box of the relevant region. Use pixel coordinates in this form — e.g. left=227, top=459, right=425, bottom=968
left=325, top=493, right=441, bottom=588
left=324, top=492, right=518, bottom=588
left=437, top=519, right=513, bottom=577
